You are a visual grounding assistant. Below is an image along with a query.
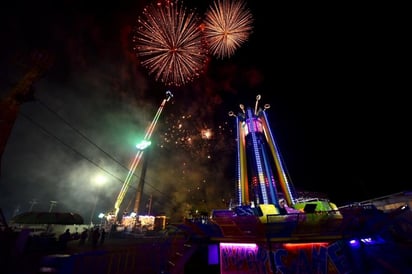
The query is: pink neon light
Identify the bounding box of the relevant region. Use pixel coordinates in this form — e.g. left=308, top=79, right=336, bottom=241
left=220, top=242, right=257, bottom=249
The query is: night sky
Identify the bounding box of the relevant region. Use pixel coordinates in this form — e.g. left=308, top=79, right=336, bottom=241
left=0, top=1, right=410, bottom=222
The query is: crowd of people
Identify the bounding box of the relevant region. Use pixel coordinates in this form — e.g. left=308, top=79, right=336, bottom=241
left=58, top=226, right=106, bottom=249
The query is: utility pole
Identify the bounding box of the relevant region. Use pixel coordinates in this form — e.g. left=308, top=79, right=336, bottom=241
left=29, top=199, right=38, bottom=211
left=49, top=201, right=58, bottom=212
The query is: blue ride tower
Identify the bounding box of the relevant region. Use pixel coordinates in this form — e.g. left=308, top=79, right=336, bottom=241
left=229, top=95, right=298, bottom=210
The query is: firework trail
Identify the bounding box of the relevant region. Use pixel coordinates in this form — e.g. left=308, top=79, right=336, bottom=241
left=203, top=0, right=254, bottom=59
left=132, top=0, right=208, bottom=87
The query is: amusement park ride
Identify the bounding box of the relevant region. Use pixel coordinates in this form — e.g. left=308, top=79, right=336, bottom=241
left=226, top=94, right=341, bottom=220
left=105, top=90, right=173, bottom=231
left=171, top=95, right=411, bottom=274
left=201, top=94, right=344, bottom=242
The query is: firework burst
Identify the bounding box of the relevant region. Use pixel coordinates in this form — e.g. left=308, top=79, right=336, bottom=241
left=132, top=0, right=208, bottom=87
left=203, top=0, right=254, bottom=59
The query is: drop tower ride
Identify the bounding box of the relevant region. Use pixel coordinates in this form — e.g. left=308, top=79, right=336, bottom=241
left=229, top=95, right=298, bottom=211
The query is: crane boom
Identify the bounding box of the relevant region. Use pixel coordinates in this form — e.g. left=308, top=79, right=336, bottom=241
left=113, top=91, right=173, bottom=220
left=0, top=50, right=53, bottom=171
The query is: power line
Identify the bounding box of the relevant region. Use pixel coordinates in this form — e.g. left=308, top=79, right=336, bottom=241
left=18, top=98, right=176, bottom=208
left=19, top=109, right=126, bottom=187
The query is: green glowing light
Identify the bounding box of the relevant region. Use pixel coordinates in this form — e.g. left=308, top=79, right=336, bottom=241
left=136, top=140, right=151, bottom=150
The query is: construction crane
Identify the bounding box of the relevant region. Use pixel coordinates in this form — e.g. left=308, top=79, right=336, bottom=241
left=110, top=90, right=173, bottom=224
left=0, top=50, right=54, bottom=172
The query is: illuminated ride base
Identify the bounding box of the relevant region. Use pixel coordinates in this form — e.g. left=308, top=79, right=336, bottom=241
left=174, top=95, right=412, bottom=274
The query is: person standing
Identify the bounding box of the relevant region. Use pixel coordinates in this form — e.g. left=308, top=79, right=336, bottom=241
left=79, top=228, right=88, bottom=245
left=92, top=227, right=100, bottom=248
left=58, top=229, right=71, bottom=249
left=99, top=228, right=106, bottom=245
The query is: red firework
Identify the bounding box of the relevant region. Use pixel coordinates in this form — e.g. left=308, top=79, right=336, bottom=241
left=132, top=0, right=209, bottom=87
left=203, top=0, right=254, bottom=59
